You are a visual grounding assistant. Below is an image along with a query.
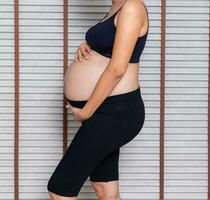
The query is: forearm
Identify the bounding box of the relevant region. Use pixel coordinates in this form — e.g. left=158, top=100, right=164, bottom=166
left=80, top=66, right=125, bottom=118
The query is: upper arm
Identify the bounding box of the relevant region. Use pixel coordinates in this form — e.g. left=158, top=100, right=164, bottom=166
left=108, top=0, right=145, bottom=74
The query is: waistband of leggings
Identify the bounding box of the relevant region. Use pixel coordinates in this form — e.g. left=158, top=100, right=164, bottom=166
left=66, top=86, right=142, bottom=108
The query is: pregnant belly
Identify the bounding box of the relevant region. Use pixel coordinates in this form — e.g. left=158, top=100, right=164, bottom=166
left=64, top=50, right=140, bottom=101
left=64, top=51, right=109, bottom=100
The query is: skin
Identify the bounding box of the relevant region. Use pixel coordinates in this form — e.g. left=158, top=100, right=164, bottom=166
left=49, top=0, right=148, bottom=199
left=67, top=0, right=148, bottom=121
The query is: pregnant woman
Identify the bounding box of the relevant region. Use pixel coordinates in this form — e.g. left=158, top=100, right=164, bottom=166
left=47, top=0, right=149, bottom=199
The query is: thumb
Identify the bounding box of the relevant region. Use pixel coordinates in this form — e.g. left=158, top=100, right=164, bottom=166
left=66, top=103, right=74, bottom=111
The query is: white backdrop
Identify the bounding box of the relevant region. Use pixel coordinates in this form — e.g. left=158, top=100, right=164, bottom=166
left=0, top=0, right=209, bottom=199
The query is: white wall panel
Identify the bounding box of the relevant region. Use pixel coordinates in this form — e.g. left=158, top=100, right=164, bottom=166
left=165, top=0, right=209, bottom=199
left=0, top=0, right=209, bottom=200
left=18, top=1, right=63, bottom=200
left=0, top=1, right=14, bottom=200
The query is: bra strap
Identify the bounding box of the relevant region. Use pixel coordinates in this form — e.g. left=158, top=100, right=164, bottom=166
left=99, top=2, right=124, bottom=23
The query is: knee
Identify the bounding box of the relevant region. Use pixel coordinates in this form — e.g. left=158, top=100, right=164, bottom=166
left=48, top=191, right=77, bottom=200
left=99, top=192, right=120, bottom=200
left=103, top=193, right=120, bottom=200
left=47, top=176, right=79, bottom=200
left=92, top=182, right=120, bottom=200
left=48, top=191, right=58, bottom=200
left=92, top=182, right=104, bottom=198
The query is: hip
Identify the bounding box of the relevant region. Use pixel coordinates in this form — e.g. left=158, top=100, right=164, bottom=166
left=67, top=86, right=145, bottom=144
left=66, top=86, right=145, bottom=127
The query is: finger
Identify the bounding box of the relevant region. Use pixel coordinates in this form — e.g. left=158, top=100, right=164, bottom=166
left=84, top=47, right=91, bottom=57
left=66, top=104, right=70, bottom=110
left=80, top=47, right=89, bottom=59
left=66, top=103, right=74, bottom=111
left=74, top=51, right=78, bottom=61
left=77, top=50, right=83, bottom=62
left=84, top=44, right=92, bottom=55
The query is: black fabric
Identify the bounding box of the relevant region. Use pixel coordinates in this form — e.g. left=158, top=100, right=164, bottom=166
left=85, top=1, right=149, bottom=63
left=47, top=86, right=145, bottom=197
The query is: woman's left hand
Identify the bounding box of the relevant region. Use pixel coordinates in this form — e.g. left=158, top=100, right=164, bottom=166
left=66, top=103, right=89, bottom=122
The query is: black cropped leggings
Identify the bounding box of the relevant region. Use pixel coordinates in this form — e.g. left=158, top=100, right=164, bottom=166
left=47, top=86, right=145, bottom=197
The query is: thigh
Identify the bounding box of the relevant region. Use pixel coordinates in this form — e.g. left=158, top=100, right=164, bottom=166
left=90, top=148, right=120, bottom=182
left=47, top=99, right=144, bottom=197
left=47, top=112, right=121, bottom=197
left=90, top=148, right=120, bottom=199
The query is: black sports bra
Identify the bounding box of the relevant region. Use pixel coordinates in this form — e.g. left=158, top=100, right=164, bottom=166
left=85, top=1, right=149, bottom=63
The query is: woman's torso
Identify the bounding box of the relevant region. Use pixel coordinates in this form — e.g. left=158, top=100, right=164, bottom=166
left=64, top=50, right=140, bottom=100
left=64, top=0, right=149, bottom=101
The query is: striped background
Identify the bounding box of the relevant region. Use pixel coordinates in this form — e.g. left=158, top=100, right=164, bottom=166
left=0, top=0, right=209, bottom=199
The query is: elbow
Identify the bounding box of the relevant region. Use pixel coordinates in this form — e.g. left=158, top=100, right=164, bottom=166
left=108, top=65, right=127, bottom=78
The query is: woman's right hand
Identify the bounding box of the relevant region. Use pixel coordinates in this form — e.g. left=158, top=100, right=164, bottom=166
left=75, top=41, right=92, bottom=62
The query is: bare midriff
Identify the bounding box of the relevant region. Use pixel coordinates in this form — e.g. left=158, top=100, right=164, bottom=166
left=64, top=50, right=140, bottom=101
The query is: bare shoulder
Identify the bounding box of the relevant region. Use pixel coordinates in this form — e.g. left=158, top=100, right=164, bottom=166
left=121, top=0, right=147, bottom=16
left=124, top=0, right=147, bottom=9
left=114, top=0, right=147, bottom=26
